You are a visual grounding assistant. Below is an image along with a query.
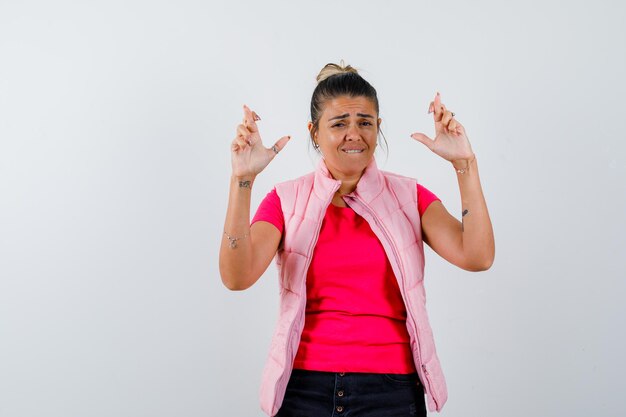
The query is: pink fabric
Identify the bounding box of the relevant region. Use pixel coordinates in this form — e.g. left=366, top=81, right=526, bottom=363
left=252, top=184, right=439, bottom=234
left=258, top=159, right=449, bottom=414
left=251, top=184, right=440, bottom=373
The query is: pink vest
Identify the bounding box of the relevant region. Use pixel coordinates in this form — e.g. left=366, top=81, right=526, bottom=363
left=259, top=158, right=448, bottom=416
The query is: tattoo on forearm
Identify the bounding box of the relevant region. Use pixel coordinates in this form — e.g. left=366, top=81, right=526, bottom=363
left=462, top=209, right=469, bottom=232
left=224, top=231, right=249, bottom=249
left=238, top=180, right=251, bottom=189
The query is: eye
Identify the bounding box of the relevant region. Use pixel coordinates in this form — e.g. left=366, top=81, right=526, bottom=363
left=332, top=122, right=345, bottom=127
left=361, top=121, right=373, bottom=126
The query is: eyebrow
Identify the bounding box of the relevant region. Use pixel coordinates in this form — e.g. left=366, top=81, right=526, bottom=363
left=328, top=113, right=375, bottom=121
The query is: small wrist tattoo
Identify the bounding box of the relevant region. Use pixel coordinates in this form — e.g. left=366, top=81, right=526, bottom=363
left=238, top=180, right=252, bottom=189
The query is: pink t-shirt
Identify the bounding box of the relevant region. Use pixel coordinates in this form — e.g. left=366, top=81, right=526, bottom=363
left=251, top=184, right=440, bottom=373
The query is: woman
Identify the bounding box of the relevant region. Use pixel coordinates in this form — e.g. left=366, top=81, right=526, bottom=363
left=219, top=63, right=495, bottom=417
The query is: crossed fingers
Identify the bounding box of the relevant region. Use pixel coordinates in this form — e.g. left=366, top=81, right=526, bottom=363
left=233, top=105, right=261, bottom=150
left=428, top=92, right=460, bottom=135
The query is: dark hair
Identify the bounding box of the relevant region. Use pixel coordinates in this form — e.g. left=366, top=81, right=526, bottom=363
left=309, top=62, right=388, bottom=154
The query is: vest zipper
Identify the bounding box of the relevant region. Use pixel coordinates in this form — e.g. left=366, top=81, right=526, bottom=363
left=345, top=194, right=440, bottom=411
left=275, top=181, right=341, bottom=403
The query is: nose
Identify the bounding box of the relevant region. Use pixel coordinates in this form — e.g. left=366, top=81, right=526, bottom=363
left=345, top=122, right=361, bottom=141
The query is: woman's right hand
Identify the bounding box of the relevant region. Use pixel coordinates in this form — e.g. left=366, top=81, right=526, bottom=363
left=231, top=104, right=291, bottom=179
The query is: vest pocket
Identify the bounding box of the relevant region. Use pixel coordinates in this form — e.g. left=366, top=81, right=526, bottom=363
left=278, top=253, right=305, bottom=295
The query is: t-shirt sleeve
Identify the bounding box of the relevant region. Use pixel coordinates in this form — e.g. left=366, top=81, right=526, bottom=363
left=417, top=183, right=441, bottom=218
left=251, top=188, right=284, bottom=234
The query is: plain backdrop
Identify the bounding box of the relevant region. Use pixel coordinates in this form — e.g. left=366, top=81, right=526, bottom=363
left=1, top=1, right=625, bottom=416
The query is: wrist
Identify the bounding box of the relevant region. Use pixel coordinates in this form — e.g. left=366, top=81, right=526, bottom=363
left=452, top=154, right=476, bottom=173
left=231, top=174, right=256, bottom=189
left=232, top=173, right=257, bottom=182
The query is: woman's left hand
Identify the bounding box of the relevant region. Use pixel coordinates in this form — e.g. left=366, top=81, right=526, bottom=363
left=410, top=92, right=475, bottom=165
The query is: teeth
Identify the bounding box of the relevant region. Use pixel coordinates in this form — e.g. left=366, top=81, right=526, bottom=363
left=343, top=149, right=363, bottom=153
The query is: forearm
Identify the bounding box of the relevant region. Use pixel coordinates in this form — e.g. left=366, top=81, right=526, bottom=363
left=219, top=175, right=256, bottom=289
left=454, top=157, right=495, bottom=270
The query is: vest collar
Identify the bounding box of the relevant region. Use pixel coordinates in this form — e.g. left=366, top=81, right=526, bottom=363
left=313, top=157, right=384, bottom=204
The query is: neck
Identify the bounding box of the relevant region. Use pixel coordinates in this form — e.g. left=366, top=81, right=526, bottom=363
left=337, top=178, right=360, bottom=195
left=326, top=166, right=364, bottom=195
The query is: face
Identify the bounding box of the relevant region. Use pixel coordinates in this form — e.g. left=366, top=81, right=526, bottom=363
left=308, top=95, right=381, bottom=181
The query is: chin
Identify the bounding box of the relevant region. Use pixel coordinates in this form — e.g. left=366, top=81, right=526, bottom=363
left=335, top=161, right=370, bottom=175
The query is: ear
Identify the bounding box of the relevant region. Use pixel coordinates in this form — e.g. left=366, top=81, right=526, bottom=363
left=377, top=117, right=382, bottom=130
left=307, top=121, right=317, bottom=139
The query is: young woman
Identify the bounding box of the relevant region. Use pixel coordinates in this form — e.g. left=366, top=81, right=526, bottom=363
left=220, top=62, right=495, bottom=417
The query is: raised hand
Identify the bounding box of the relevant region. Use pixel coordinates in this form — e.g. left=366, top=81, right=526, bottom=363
left=410, top=92, right=475, bottom=165
left=231, top=104, right=291, bottom=179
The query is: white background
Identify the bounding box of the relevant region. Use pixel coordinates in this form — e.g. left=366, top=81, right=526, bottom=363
left=1, top=1, right=625, bottom=416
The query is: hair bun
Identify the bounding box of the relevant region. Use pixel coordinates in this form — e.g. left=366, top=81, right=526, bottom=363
left=316, top=60, right=359, bottom=84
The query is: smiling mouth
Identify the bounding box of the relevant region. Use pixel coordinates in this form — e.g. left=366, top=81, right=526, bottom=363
left=342, top=149, right=364, bottom=154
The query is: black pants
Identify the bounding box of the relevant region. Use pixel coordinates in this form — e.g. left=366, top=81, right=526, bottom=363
left=276, top=369, right=427, bottom=417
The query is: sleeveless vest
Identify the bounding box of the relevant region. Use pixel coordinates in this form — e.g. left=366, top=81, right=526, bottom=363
left=259, top=158, right=448, bottom=415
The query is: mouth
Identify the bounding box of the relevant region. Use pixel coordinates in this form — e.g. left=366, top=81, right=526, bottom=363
left=341, top=149, right=365, bottom=154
